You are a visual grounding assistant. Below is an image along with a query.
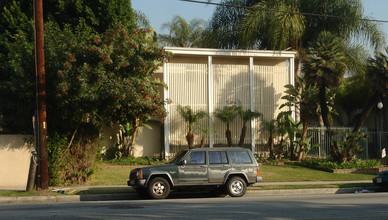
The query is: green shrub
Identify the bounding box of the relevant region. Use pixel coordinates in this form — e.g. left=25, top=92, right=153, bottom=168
left=301, top=158, right=382, bottom=169
left=47, top=130, right=100, bottom=186
left=103, top=156, right=164, bottom=165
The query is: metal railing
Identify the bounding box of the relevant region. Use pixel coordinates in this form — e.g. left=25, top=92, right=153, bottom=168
left=306, top=127, right=387, bottom=160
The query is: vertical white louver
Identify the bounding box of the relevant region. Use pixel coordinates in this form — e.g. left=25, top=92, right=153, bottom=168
left=212, top=64, right=250, bottom=145
left=253, top=65, right=289, bottom=145
left=168, top=63, right=209, bottom=146
left=163, top=48, right=295, bottom=155
left=167, top=63, right=289, bottom=150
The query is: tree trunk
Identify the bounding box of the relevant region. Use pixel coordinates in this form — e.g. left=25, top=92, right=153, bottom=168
left=239, top=123, right=247, bottom=147
left=200, top=136, right=205, bottom=148
left=268, top=135, right=274, bottom=159
left=277, top=137, right=284, bottom=160
left=294, top=49, right=302, bottom=123
left=353, top=92, right=380, bottom=132
left=319, top=86, right=331, bottom=128
left=186, top=131, right=194, bottom=148
left=226, top=129, right=232, bottom=147
left=129, top=118, right=139, bottom=157
left=297, top=121, right=309, bottom=161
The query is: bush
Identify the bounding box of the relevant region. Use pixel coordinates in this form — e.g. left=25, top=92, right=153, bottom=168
left=48, top=130, right=100, bottom=186
left=301, top=158, right=382, bottom=169
left=103, top=156, right=164, bottom=165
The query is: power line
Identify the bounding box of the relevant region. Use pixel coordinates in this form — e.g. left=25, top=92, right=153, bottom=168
left=178, top=0, right=388, bottom=24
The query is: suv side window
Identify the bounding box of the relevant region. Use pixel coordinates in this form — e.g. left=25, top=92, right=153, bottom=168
left=229, top=151, right=252, bottom=163
left=186, top=151, right=206, bottom=164
left=209, top=151, right=228, bottom=164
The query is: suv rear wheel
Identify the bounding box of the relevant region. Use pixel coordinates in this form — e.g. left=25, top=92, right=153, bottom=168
left=147, top=177, right=171, bottom=199
left=226, top=176, right=246, bottom=197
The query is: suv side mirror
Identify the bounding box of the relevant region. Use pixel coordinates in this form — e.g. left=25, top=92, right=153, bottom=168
left=180, top=160, right=187, bottom=165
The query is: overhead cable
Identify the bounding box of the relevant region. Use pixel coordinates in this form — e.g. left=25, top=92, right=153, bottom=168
left=178, top=0, right=388, bottom=24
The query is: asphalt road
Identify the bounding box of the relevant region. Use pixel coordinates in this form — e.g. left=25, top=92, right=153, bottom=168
left=1, top=192, right=388, bottom=220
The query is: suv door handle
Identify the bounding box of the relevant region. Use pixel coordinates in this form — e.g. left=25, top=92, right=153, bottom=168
left=223, top=164, right=230, bottom=167
left=200, top=165, right=208, bottom=168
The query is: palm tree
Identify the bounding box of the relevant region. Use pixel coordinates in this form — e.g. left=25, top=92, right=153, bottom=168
left=237, top=106, right=261, bottom=147
left=302, top=31, right=348, bottom=128
left=176, top=105, right=208, bottom=148
left=261, top=119, right=277, bottom=159
left=214, top=105, right=238, bottom=147
left=354, top=47, right=388, bottom=132
left=208, top=0, right=384, bottom=77
left=159, top=16, right=207, bottom=47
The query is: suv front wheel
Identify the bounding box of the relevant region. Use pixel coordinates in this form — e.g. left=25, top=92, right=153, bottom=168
left=147, top=177, right=171, bottom=199
left=226, top=176, right=246, bottom=197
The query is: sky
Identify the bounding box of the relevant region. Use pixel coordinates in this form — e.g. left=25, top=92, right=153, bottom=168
left=132, top=0, right=388, bottom=41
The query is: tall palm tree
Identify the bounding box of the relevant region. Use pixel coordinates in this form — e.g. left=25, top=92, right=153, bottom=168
left=237, top=106, right=261, bottom=147
left=354, top=47, right=388, bottom=132
left=159, top=16, right=207, bottom=47
left=302, top=31, right=348, bottom=128
left=208, top=0, right=384, bottom=77
left=176, top=105, right=208, bottom=148
left=214, top=105, right=238, bottom=147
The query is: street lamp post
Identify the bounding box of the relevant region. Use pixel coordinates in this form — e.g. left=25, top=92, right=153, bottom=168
left=377, top=101, right=383, bottom=158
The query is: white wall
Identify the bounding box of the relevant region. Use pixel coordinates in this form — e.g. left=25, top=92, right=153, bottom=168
left=0, top=135, right=34, bottom=190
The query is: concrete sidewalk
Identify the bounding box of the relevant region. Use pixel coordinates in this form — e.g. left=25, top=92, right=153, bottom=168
left=0, top=180, right=378, bottom=205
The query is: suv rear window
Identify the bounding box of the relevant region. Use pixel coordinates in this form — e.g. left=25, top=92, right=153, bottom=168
left=209, top=151, right=228, bottom=164
left=229, top=151, right=252, bottom=163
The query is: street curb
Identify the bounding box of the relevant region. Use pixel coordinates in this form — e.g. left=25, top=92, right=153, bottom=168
left=0, top=187, right=377, bottom=205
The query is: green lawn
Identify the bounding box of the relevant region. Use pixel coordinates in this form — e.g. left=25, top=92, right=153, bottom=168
left=260, top=165, right=375, bottom=182
left=86, top=163, right=375, bottom=186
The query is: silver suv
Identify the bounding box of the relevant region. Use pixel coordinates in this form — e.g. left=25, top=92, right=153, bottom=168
left=128, top=147, right=263, bottom=199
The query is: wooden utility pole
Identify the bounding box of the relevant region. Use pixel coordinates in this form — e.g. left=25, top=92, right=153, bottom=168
left=34, top=0, right=48, bottom=190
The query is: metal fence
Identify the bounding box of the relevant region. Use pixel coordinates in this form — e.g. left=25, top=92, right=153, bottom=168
left=307, top=127, right=387, bottom=160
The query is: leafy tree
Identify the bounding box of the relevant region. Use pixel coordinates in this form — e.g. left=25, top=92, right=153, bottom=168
left=353, top=47, right=388, bottom=132
left=335, top=73, right=372, bottom=126
left=236, top=105, right=261, bottom=147
left=214, top=105, right=238, bottom=147
left=176, top=105, right=208, bottom=148
left=135, top=10, right=151, bottom=30
left=43, top=0, right=136, bottom=32
left=0, top=0, right=138, bottom=134
left=159, top=16, right=207, bottom=47
left=55, top=23, right=170, bottom=156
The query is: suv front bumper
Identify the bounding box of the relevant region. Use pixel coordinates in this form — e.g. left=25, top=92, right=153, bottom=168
left=128, top=179, right=146, bottom=188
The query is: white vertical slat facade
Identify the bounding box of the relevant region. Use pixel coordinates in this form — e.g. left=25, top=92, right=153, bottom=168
left=163, top=47, right=295, bottom=155
left=167, top=63, right=209, bottom=147
left=253, top=65, right=290, bottom=145
left=212, top=64, right=250, bottom=145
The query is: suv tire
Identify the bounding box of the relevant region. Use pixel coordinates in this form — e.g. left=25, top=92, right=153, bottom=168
left=226, top=176, right=246, bottom=197
left=147, top=177, right=171, bottom=199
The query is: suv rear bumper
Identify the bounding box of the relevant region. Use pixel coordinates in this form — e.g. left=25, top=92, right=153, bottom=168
left=257, top=176, right=263, bottom=182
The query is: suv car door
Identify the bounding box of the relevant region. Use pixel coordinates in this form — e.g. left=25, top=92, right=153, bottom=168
left=178, top=151, right=208, bottom=184
left=208, top=151, right=230, bottom=184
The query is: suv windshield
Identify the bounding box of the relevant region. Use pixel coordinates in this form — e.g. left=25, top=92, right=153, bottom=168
left=170, top=150, right=188, bottom=164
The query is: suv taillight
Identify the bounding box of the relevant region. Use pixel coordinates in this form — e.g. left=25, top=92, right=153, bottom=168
left=257, top=167, right=260, bottom=176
